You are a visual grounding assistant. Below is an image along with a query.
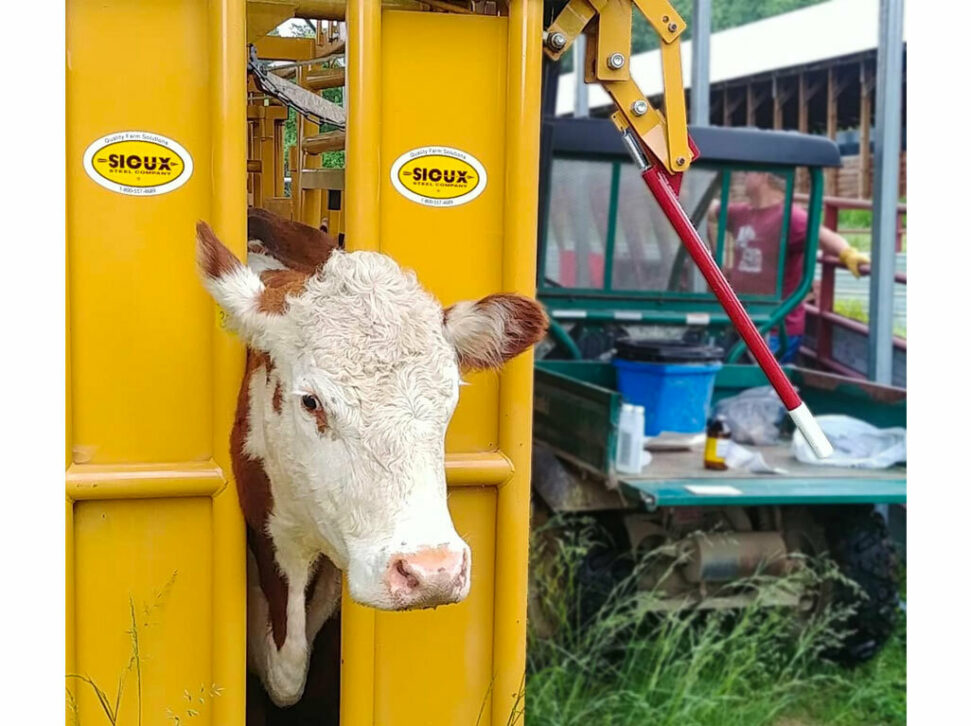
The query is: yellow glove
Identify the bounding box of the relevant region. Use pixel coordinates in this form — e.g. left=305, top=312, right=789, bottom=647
left=838, top=246, right=870, bottom=278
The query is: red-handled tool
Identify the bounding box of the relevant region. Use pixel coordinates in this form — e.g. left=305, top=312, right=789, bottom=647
left=619, top=128, right=834, bottom=459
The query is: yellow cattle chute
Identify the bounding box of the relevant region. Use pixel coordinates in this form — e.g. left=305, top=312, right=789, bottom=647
left=67, top=1, right=541, bottom=725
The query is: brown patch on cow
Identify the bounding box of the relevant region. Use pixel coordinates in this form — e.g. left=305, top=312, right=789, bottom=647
left=196, top=221, right=241, bottom=279
left=272, top=381, right=283, bottom=414
left=480, top=293, right=549, bottom=357
left=232, top=350, right=275, bottom=531
left=248, top=207, right=338, bottom=274
left=232, top=349, right=290, bottom=648
left=249, top=526, right=290, bottom=650
left=257, top=269, right=310, bottom=315
left=445, top=293, right=549, bottom=371
left=299, top=395, right=329, bottom=434
left=313, top=406, right=328, bottom=434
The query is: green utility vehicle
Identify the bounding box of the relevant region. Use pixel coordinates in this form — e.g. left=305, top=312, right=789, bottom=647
left=531, top=115, right=906, bottom=664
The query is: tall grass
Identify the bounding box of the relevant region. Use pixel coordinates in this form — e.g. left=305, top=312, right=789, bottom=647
left=66, top=572, right=225, bottom=726
left=526, top=517, right=905, bottom=726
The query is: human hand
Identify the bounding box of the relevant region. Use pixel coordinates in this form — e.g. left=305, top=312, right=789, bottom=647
left=838, top=246, right=870, bottom=278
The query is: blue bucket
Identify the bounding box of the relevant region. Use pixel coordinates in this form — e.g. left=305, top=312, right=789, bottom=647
left=612, top=340, right=723, bottom=436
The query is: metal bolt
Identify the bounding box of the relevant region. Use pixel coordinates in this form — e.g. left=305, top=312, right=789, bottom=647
left=607, top=52, right=625, bottom=69
left=668, top=22, right=678, bottom=32
left=548, top=32, right=567, bottom=50
left=631, top=99, right=649, bottom=116
left=662, top=15, right=670, bottom=22
left=676, top=156, right=686, bottom=166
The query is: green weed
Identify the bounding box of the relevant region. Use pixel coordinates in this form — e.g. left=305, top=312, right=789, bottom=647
left=525, top=517, right=905, bottom=726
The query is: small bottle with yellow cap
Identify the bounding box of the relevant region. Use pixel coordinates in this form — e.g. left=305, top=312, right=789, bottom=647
left=704, top=415, right=731, bottom=471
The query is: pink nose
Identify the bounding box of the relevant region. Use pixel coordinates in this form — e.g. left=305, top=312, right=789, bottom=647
left=386, top=546, right=470, bottom=609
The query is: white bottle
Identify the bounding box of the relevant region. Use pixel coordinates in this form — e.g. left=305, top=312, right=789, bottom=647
left=616, top=403, right=647, bottom=474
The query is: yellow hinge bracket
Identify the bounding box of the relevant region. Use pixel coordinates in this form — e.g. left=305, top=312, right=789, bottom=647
left=545, top=0, right=694, bottom=173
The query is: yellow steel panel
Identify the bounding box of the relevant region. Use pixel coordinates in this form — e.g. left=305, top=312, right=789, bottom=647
left=67, top=0, right=213, bottom=465
left=380, top=10, right=508, bottom=452
left=67, top=2, right=247, bottom=726
left=493, top=2, right=543, bottom=722
left=72, top=498, right=214, bottom=724
left=342, top=6, right=542, bottom=724
left=374, top=487, right=498, bottom=725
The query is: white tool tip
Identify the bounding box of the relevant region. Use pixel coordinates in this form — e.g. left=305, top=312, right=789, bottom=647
left=789, top=402, right=834, bottom=459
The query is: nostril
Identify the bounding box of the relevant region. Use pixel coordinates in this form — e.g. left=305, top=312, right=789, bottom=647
left=391, top=558, right=420, bottom=591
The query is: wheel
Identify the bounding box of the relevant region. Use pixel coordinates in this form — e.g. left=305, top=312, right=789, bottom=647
left=819, top=505, right=901, bottom=665
left=574, top=515, right=634, bottom=626
left=528, top=508, right=633, bottom=631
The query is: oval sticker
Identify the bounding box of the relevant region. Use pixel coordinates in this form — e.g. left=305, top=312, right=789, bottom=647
left=83, top=131, right=193, bottom=196
left=390, top=146, right=486, bottom=207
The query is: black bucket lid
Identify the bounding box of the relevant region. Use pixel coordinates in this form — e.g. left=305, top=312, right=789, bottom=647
left=615, top=338, right=724, bottom=364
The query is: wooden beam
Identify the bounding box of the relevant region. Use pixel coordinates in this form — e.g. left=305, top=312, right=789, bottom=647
left=797, top=71, right=810, bottom=193
left=300, top=168, right=346, bottom=190
left=798, top=72, right=809, bottom=134
left=802, top=71, right=824, bottom=104
left=772, top=75, right=791, bottom=130
left=722, top=86, right=743, bottom=127
left=305, top=68, right=346, bottom=90
left=302, top=130, right=346, bottom=154
left=747, top=84, right=769, bottom=127
left=826, top=68, right=838, bottom=194
left=860, top=61, right=873, bottom=198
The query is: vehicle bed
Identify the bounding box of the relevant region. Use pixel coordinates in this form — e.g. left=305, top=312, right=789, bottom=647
left=534, top=360, right=906, bottom=508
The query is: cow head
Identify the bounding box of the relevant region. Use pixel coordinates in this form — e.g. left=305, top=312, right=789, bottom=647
left=196, top=222, right=547, bottom=611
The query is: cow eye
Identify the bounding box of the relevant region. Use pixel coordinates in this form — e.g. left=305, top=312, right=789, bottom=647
left=301, top=395, right=320, bottom=412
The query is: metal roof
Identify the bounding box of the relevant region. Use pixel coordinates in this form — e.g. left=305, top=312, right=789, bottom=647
left=556, top=0, right=908, bottom=116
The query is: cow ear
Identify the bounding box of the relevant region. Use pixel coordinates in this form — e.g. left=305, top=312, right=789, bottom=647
left=443, top=293, right=549, bottom=371
left=196, top=221, right=289, bottom=351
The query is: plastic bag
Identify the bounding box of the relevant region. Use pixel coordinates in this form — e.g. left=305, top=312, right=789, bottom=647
left=714, top=385, right=787, bottom=446
left=792, top=415, right=906, bottom=469
left=724, top=441, right=787, bottom=475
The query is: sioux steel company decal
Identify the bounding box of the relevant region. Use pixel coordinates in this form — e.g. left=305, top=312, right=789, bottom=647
left=82, top=131, right=193, bottom=196
left=390, top=146, right=487, bottom=207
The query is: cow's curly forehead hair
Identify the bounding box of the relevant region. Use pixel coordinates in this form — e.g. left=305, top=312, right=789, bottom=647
left=281, top=250, right=459, bottom=391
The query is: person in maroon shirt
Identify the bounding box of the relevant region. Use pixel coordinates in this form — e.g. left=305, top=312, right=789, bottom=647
left=708, top=171, right=869, bottom=362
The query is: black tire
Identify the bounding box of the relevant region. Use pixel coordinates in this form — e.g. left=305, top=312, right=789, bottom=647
left=575, top=523, right=634, bottom=626
left=819, top=506, right=900, bottom=665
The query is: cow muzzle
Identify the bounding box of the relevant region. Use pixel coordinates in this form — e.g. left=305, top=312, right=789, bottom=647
left=385, top=545, right=471, bottom=609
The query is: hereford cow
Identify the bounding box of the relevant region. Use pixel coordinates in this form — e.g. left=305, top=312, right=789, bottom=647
left=195, top=210, right=547, bottom=708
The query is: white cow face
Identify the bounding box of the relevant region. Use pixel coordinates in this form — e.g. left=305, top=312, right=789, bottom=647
left=197, top=223, right=547, bottom=611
